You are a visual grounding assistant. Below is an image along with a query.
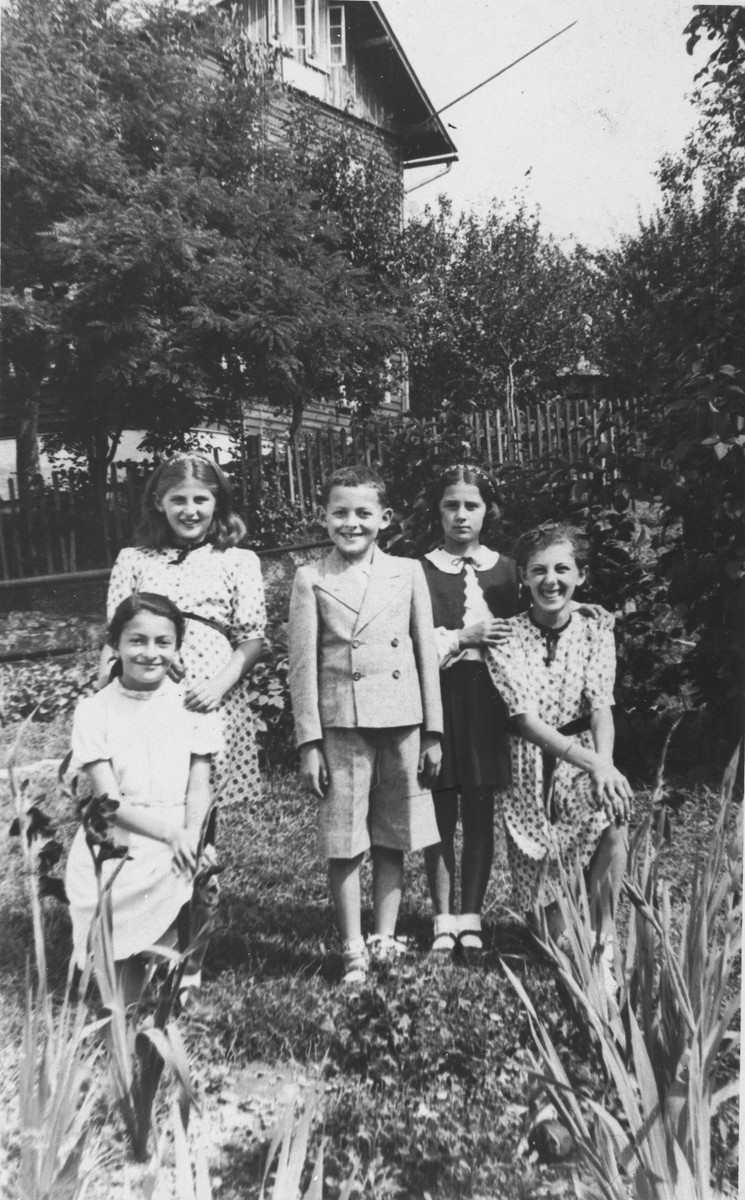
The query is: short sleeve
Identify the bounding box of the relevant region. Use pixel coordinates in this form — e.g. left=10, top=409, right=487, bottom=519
left=71, top=695, right=111, bottom=766
left=584, top=625, right=616, bottom=710
left=189, top=710, right=224, bottom=758
left=226, top=550, right=266, bottom=643
left=486, top=630, right=540, bottom=718
left=107, top=548, right=142, bottom=621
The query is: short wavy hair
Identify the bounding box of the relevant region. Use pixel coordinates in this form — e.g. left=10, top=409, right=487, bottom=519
left=512, top=522, right=590, bottom=572
left=319, top=465, right=389, bottom=508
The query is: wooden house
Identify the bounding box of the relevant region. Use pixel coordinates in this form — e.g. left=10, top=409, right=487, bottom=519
left=235, top=0, right=458, bottom=435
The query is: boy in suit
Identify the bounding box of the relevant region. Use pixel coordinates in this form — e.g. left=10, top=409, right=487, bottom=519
left=288, top=466, right=443, bottom=984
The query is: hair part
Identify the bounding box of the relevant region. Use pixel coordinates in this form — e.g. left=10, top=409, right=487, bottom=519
left=108, top=592, right=186, bottom=676
left=320, top=465, right=390, bottom=509
left=136, top=452, right=246, bottom=550
left=429, top=462, right=504, bottom=526
left=513, top=522, right=591, bottom=572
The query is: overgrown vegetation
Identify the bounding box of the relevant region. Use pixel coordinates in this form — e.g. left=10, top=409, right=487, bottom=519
left=1, top=697, right=740, bottom=1198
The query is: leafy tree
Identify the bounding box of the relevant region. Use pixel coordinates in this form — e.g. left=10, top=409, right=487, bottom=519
left=400, top=198, right=600, bottom=420
left=1, top=0, right=403, bottom=485
left=596, top=8, right=745, bottom=758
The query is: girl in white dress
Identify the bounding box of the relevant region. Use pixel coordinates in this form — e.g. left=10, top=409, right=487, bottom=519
left=486, top=524, right=632, bottom=986
left=67, top=593, right=223, bottom=1002
left=101, top=453, right=266, bottom=810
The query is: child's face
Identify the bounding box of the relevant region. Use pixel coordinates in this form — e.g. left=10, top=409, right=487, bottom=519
left=324, top=484, right=391, bottom=563
left=521, top=541, right=586, bottom=623
left=116, top=611, right=179, bottom=691
left=439, top=482, right=487, bottom=553
left=155, top=475, right=217, bottom=546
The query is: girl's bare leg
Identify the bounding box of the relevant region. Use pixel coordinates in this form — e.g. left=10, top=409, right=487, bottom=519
left=587, top=822, right=629, bottom=938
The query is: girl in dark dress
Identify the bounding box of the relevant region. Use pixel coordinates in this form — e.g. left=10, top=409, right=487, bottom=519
left=420, top=464, right=519, bottom=962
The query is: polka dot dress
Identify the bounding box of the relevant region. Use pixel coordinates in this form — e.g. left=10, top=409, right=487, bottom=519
left=486, top=612, right=616, bottom=912
left=107, top=544, right=266, bottom=807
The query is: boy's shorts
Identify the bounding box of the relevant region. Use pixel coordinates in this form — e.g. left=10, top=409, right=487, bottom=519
left=318, top=725, right=440, bottom=859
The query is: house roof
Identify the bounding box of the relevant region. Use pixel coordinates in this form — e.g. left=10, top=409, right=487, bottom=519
left=360, top=3, right=458, bottom=167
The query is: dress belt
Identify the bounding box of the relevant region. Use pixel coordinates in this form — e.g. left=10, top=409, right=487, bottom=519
left=180, top=611, right=230, bottom=639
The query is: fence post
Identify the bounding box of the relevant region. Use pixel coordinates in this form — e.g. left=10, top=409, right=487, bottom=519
left=244, top=435, right=263, bottom=525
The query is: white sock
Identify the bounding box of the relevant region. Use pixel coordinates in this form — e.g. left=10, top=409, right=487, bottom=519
left=434, top=913, right=458, bottom=938
left=458, top=913, right=482, bottom=935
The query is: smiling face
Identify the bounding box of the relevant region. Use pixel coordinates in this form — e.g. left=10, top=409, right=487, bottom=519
left=521, top=540, right=586, bottom=626
left=116, top=611, right=179, bottom=691
left=155, top=475, right=217, bottom=546
left=439, top=482, right=487, bottom=555
left=324, top=484, right=391, bottom=564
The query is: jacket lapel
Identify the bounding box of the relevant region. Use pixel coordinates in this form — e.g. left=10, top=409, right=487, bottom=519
left=312, top=551, right=360, bottom=613
left=354, top=551, right=403, bottom=634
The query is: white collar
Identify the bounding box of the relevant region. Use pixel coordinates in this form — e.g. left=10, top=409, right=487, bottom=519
left=425, top=546, right=499, bottom=574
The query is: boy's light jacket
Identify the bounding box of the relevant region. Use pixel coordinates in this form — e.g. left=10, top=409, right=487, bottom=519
left=288, top=548, right=444, bottom=747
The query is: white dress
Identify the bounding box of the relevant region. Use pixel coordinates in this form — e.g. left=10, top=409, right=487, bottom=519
left=65, top=678, right=223, bottom=969
left=486, top=612, right=615, bottom=911
left=107, top=544, right=266, bottom=807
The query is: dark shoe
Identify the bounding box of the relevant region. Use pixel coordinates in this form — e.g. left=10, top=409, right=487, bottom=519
left=456, top=929, right=483, bottom=967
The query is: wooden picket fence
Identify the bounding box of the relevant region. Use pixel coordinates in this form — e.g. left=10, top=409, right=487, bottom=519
left=0, top=397, right=637, bottom=581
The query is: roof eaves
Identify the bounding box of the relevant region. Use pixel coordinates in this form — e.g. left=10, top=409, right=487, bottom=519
left=369, top=2, right=458, bottom=163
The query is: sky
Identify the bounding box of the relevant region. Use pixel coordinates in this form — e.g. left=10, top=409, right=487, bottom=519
left=382, top=0, right=708, bottom=248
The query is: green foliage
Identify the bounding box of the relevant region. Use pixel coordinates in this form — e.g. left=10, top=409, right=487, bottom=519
left=1, top=0, right=404, bottom=480
left=1, top=655, right=98, bottom=723
left=596, top=21, right=745, bottom=755
left=400, top=198, right=601, bottom=419
left=505, top=762, right=742, bottom=1199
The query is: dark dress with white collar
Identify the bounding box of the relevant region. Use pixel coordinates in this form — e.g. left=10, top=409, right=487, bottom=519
left=421, top=548, right=520, bottom=792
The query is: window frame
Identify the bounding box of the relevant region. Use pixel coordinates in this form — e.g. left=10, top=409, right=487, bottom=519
left=328, top=4, right=346, bottom=67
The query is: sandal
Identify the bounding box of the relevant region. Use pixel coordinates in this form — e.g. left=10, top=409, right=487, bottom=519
left=456, top=929, right=484, bottom=966
left=456, top=915, right=483, bottom=966
left=430, top=914, right=458, bottom=956
left=366, top=933, right=410, bottom=967
left=340, top=938, right=369, bottom=987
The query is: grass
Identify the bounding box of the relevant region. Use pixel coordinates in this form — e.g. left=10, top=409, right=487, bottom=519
left=0, top=675, right=740, bottom=1197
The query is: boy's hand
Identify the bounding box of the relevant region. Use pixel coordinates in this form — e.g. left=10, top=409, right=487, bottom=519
left=185, top=678, right=224, bottom=713
left=460, top=618, right=513, bottom=648
left=300, top=743, right=329, bottom=799
left=573, top=602, right=615, bottom=630
left=418, top=734, right=442, bottom=788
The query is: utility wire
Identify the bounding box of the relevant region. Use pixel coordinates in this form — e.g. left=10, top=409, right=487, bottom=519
left=408, top=20, right=578, bottom=136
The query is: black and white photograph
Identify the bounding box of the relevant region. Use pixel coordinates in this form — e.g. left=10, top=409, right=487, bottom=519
left=1, top=1, right=742, bottom=1196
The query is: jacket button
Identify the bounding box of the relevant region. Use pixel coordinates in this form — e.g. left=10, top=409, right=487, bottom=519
left=352, top=671, right=362, bottom=681
left=391, top=638, right=399, bottom=647
left=392, top=669, right=401, bottom=679
left=351, top=639, right=360, bottom=648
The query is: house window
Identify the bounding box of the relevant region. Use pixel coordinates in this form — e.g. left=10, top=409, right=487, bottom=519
left=329, top=5, right=345, bottom=66
left=295, top=0, right=319, bottom=64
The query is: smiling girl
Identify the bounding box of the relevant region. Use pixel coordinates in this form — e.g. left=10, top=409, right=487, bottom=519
left=486, top=523, right=632, bottom=991
left=101, top=453, right=266, bottom=810
left=66, top=593, right=222, bottom=1003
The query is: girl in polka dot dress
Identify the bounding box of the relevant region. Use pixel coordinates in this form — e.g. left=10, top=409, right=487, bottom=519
left=486, top=523, right=632, bottom=980
left=101, top=453, right=266, bottom=810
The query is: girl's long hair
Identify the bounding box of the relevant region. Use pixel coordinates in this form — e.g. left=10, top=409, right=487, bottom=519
left=136, top=453, right=246, bottom=550
left=107, top=592, right=185, bottom=679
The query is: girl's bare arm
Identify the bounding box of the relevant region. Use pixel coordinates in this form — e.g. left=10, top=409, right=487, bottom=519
left=85, top=760, right=198, bottom=873
left=184, top=637, right=264, bottom=712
